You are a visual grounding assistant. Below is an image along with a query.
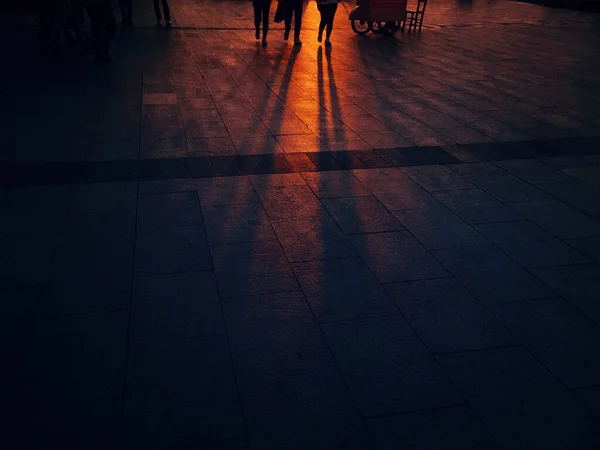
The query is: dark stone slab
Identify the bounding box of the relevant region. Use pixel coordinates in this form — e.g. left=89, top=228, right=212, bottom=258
left=495, top=159, right=573, bottom=184
left=331, top=151, right=368, bottom=169
left=202, top=203, right=276, bottom=246
left=351, top=151, right=394, bottom=168
left=284, top=152, right=318, bottom=172
left=134, top=158, right=189, bottom=180
left=566, top=236, right=600, bottom=264
left=71, top=182, right=137, bottom=215
left=306, top=152, right=342, bottom=171
left=270, top=213, right=357, bottom=262
left=434, top=245, right=555, bottom=303
left=196, top=176, right=260, bottom=206
left=475, top=221, right=589, bottom=268
left=361, top=178, right=438, bottom=211
left=137, top=191, right=203, bottom=230
left=434, top=189, right=524, bottom=224
left=131, top=271, right=224, bottom=345
left=124, top=336, right=244, bottom=449
left=533, top=264, right=600, bottom=326
left=237, top=155, right=268, bottom=175
left=221, top=292, right=333, bottom=376
left=211, top=240, right=299, bottom=298
left=492, top=298, right=600, bottom=389
left=392, top=203, right=488, bottom=250
left=22, top=311, right=127, bottom=404
left=301, top=170, right=371, bottom=199
left=386, top=278, right=516, bottom=353
left=323, top=196, right=405, bottom=234
left=138, top=178, right=197, bottom=195
left=134, top=225, right=212, bottom=275
left=260, top=154, right=294, bottom=174
left=401, top=164, right=474, bottom=191
left=83, top=160, right=134, bottom=183
left=322, top=316, right=462, bottom=416
left=367, top=405, right=501, bottom=450
left=537, top=180, right=600, bottom=221
left=186, top=157, right=214, bottom=178
left=211, top=156, right=242, bottom=177
left=575, top=387, right=600, bottom=419
left=238, top=368, right=372, bottom=450
left=507, top=200, right=600, bottom=239
left=350, top=231, right=450, bottom=283
left=400, top=146, right=461, bottom=165
left=437, top=347, right=597, bottom=450
left=292, top=257, right=398, bottom=322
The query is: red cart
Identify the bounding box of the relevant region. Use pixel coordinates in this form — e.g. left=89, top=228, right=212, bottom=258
left=349, top=0, right=408, bottom=36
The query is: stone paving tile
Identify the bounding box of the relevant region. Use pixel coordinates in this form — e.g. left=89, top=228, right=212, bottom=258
left=566, top=236, right=600, bottom=264
left=563, top=166, right=600, bottom=188
left=386, top=278, right=515, bottom=354
left=134, top=225, right=212, bottom=275
left=533, top=265, right=600, bottom=326
left=131, top=272, right=224, bottom=345
left=0, top=236, right=58, bottom=290
left=124, top=336, right=244, bottom=449
left=437, top=347, right=598, bottom=450
left=400, top=165, right=475, bottom=191
left=211, top=239, right=299, bottom=298
left=292, top=257, right=398, bottom=323
left=492, top=299, right=600, bottom=389
left=350, top=231, right=450, bottom=283
left=392, top=203, right=488, bottom=250
left=367, top=405, right=501, bottom=450
left=495, top=159, right=574, bottom=184
left=537, top=180, right=600, bottom=221
left=507, top=199, right=600, bottom=239
left=575, top=388, right=600, bottom=419
left=202, top=203, right=276, bottom=246
left=450, top=163, right=550, bottom=203
left=187, top=441, right=248, bottom=450
left=222, top=292, right=333, bottom=376
left=188, top=136, right=237, bottom=157
left=433, top=188, right=523, bottom=224
left=196, top=176, right=260, bottom=206
left=361, top=178, right=439, bottom=211
left=270, top=213, right=357, bottom=262
left=323, top=196, right=405, bottom=235
left=434, top=245, right=555, bottom=304
left=239, top=367, right=372, bottom=450
left=49, top=235, right=133, bottom=315
left=475, top=221, right=589, bottom=268
left=70, top=182, right=137, bottom=215
left=322, top=316, right=462, bottom=416
left=137, top=191, right=203, bottom=230
left=138, top=178, right=196, bottom=195
left=300, top=170, right=371, bottom=199
left=21, top=311, right=128, bottom=405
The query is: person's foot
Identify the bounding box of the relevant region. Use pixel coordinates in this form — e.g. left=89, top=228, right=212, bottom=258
left=284, top=29, right=290, bottom=41
left=294, top=38, right=302, bottom=46
left=255, top=29, right=260, bottom=40
left=317, top=31, right=322, bottom=43
left=325, top=38, right=331, bottom=46
left=156, top=20, right=162, bottom=27
left=262, top=37, right=268, bottom=47
left=166, top=21, right=172, bottom=28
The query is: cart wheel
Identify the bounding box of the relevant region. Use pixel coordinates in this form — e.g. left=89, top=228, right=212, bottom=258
left=381, top=21, right=400, bottom=36
left=351, top=20, right=371, bottom=36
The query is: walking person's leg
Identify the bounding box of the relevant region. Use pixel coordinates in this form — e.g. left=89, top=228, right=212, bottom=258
left=317, top=4, right=326, bottom=42
left=325, top=3, right=337, bottom=43
left=252, top=1, right=261, bottom=39
left=293, top=0, right=302, bottom=44
left=153, top=0, right=162, bottom=25
left=119, top=0, right=127, bottom=23
left=262, top=1, right=270, bottom=44
left=284, top=2, right=293, bottom=41
left=126, top=0, right=133, bottom=22
left=161, top=0, right=171, bottom=26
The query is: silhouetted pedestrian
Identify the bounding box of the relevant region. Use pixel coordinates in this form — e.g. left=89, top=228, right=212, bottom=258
left=119, top=0, right=133, bottom=25
left=252, top=0, right=271, bottom=46
left=153, top=0, right=171, bottom=27
left=283, top=0, right=303, bottom=46
left=82, top=0, right=116, bottom=61
left=316, top=0, right=338, bottom=46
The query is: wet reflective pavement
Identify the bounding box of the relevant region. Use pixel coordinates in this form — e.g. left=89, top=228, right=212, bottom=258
left=2, top=0, right=600, bottom=449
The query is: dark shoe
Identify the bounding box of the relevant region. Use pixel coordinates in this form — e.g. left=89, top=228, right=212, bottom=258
left=255, top=28, right=260, bottom=40
left=325, top=38, right=332, bottom=46
left=262, top=37, right=268, bottom=47
left=156, top=20, right=162, bottom=27
left=284, top=29, right=290, bottom=41
left=166, top=21, right=172, bottom=28
left=294, top=38, right=302, bottom=46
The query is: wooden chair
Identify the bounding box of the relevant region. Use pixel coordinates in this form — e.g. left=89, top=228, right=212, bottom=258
left=402, top=0, right=428, bottom=33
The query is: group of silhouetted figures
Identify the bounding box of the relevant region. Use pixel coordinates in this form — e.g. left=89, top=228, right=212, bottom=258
left=31, top=0, right=171, bottom=62
left=255, top=0, right=340, bottom=47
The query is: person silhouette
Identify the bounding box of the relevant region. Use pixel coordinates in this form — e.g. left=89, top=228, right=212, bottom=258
left=283, top=0, right=303, bottom=46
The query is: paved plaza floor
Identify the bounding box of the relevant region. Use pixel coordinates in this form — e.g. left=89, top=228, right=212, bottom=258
left=2, top=0, right=600, bottom=448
